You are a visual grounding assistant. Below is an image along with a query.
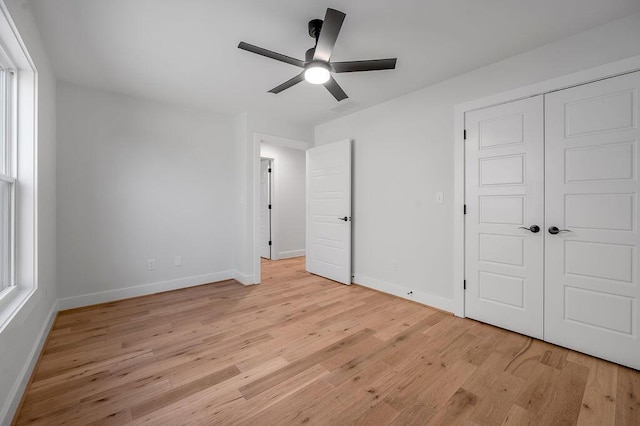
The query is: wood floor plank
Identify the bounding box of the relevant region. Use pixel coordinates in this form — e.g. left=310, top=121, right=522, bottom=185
left=130, top=365, right=240, bottom=419
left=128, top=356, right=290, bottom=426
left=388, top=359, right=478, bottom=424
left=501, top=404, right=537, bottom=425
left=354, top=401, right=399, bottom=425
left=238, top=327, right=374, bottom=399
left=570, top=352, right=618, bottom=426
left=615, top=366, right=640, bottom=426
left=223, top=364, right=331, bottom=424
left=467, top=370, right=525, bottom=425
left=239, top=378, right=335, bottom=425
left=514, top=362, right=559, bottom=416
left=426, top=387, right=479, bottom=425
left=12, top=256, right=640, bottom=425
left=538, top=361, right=589, bottom=425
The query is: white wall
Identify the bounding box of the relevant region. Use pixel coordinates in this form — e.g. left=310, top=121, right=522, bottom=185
left=315, top=13, right=640, bottom=313
left=0, top=0, right=57, bottom=423
left=232, top=112, right=250, bottom=282
left=56, top=82, right=236, bottom=308
left=260, top=143, right=306, bottom=259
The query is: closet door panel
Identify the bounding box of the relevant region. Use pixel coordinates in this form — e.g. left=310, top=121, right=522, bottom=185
left=545, top=71, right=640, bottom=370
left=465, top=96, right=544, bottom=339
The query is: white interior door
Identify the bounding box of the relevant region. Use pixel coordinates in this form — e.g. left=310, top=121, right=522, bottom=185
left=465, top=96, right=545, bottom=339
left=260, top=158, right=271, bottom=259
left=545, top=71, right=640, bottom=370
left=306, top=140, right=352, bottom=284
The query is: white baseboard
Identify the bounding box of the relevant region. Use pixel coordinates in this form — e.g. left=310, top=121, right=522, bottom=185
left=233, top=271, right=257, bottom=286
left=352, top=274, right=455, bottom=314
left=1, top=300, right=57, bottom=425
left=277, top=249, right=305, bottom=259
left=57, top=271, right=235, bottom=310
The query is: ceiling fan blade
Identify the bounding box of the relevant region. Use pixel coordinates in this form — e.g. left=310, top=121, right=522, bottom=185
left=324, top=76, right=348, bottom=101
left=238, top=42, right=305, bottom=68
left=313, top=8, right=346, bottom=62
left=268, top=73, right=305, bottom=94
left=331, top=58, right=397, bottom=73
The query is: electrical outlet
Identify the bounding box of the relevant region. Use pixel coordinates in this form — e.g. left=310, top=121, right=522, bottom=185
left=147, top=258, right=156, bottom=270
left=174, top=256, right=182, bottom=267
left=391, top=259, right=398, bottom=272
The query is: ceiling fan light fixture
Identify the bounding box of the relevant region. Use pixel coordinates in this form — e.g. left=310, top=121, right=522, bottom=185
left=238, top=8, right=397, bottom=101
left=304, top=63, right=330, bottom=84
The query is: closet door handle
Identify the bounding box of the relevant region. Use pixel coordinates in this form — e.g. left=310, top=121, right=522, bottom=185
left=519, top=225, right=540, bottom=233
left=548, top=226, right=571, bottom=235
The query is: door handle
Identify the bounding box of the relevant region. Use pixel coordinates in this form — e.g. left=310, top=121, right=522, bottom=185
left=519, top=225, right=540, bottom=233
left=548, top=226, right=571, bottom=235
left=338, top=217, right=351, bottom=222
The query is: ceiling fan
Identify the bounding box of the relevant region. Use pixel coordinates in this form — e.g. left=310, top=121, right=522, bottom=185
left=238, top=8, right=397, bottom=101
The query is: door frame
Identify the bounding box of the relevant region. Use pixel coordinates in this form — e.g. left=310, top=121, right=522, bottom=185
left=252, top=133, right=312, bottom=284
left=453, top=54, right=640, bottom=318
left=260, top=157, right=274, bottom=260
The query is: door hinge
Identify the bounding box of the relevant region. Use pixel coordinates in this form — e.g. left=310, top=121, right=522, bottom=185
left=268, top=204, right=272, bottom=210
left=463, top=204, right=467, bottom=215
left=268, top=168, right=272, bottom=173
left=268, top=241, right=272, bottom=246
left=463, top=129, right=467, bottom=140
left=463, top=280, right=466, bottom=290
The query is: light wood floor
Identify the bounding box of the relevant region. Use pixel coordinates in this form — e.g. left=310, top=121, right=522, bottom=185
left=14, top=257, right=640, bottom=425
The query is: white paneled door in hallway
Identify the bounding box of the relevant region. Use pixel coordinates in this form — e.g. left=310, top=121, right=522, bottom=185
left=465, top=96, right=545, bottom=339
left=545, top=71, right=640, bottom=370
left=306, top=140, right=352, bottom=285
left=260, top=158, right=272, bottom=259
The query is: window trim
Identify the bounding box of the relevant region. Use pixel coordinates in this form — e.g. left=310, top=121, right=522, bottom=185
left=0, top=53, right=17, bottom=297
left=0, top=2, right=39, bottom=332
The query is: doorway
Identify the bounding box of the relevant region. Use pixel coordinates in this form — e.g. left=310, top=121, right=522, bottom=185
left=254, top=134, right=311, bottom=283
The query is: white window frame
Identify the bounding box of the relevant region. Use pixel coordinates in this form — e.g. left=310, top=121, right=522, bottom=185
left=0, top=58, right=17, bottom=300
left=0, top=41, right=17, bottom=299
left=0, top=2, right=38, bottom=332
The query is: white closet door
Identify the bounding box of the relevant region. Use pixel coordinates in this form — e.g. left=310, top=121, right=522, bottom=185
left=545, top=71, right=640, bottom=370
left=465, top=96, right=544, bottom=339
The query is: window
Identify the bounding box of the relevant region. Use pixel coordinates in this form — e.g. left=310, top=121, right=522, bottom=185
left=0, top=59, right=15, bottom=295
left=0, top=3, right=37, bottom=330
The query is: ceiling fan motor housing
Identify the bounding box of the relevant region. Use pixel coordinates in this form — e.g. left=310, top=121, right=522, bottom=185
left=308, top=19, right=323, bottom=40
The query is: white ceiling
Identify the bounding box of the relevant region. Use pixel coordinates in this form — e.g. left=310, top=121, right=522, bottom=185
left=27, top=0, right=640, bottom=126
